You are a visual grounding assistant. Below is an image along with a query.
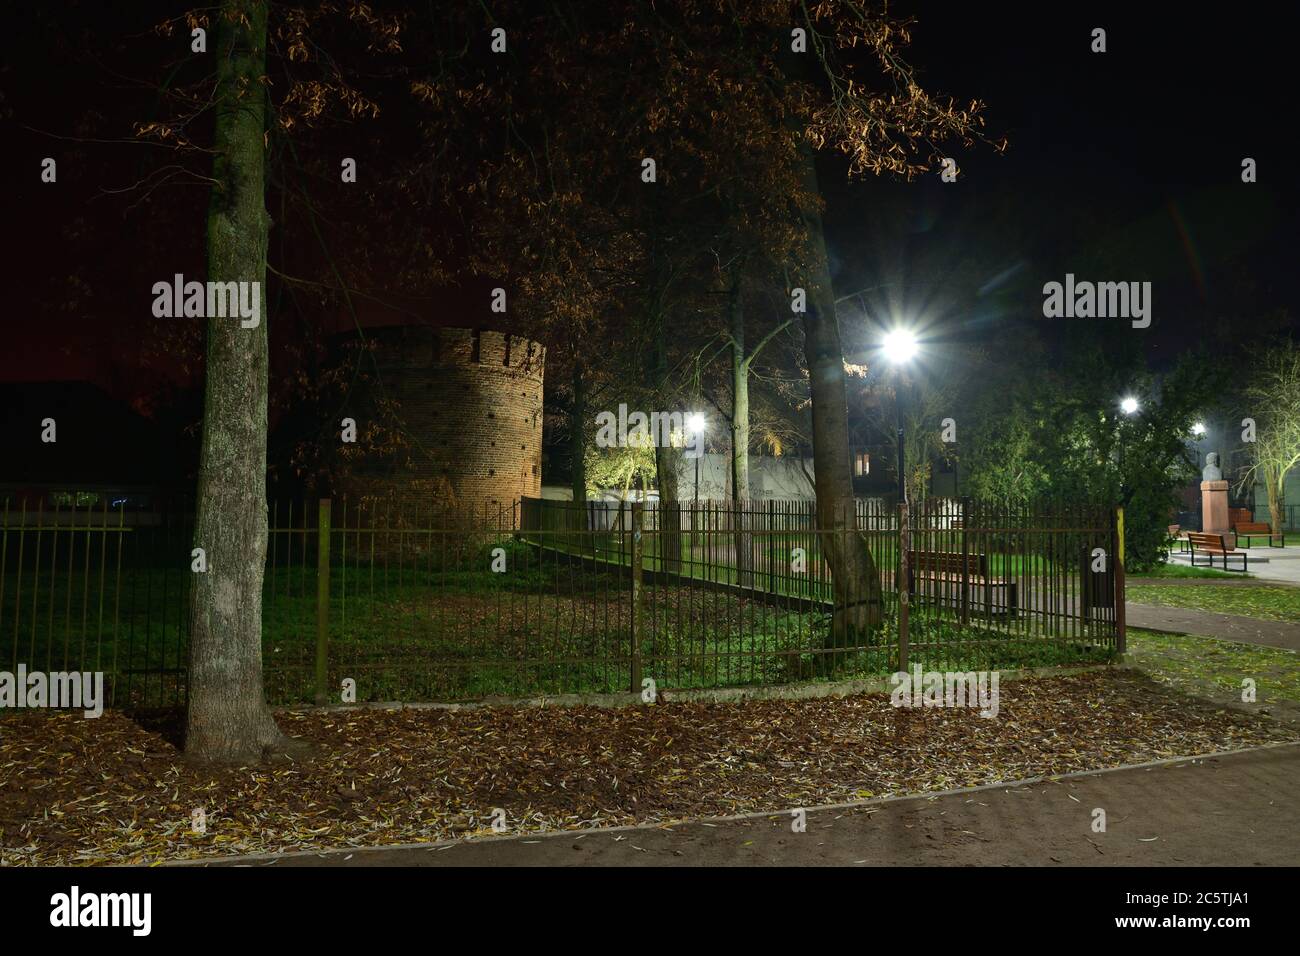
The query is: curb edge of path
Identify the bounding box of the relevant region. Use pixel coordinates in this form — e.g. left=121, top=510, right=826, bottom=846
left=165, top=739, right=1300, bottom=868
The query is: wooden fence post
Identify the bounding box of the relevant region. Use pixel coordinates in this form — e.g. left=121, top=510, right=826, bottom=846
left=315, top=497, right=331, bottom=706
left=768, top=499, right=776, bottom=594
left=898, top=498, right=909, bottom=672
left=630, top=502, right=644, bottom=693
left=959, top=496, right=970, bottom=626
left=1114, top=505, right=1126, bottom=655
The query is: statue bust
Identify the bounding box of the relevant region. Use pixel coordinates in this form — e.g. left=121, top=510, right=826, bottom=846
left=1202, top=452, right=1222, bottom=482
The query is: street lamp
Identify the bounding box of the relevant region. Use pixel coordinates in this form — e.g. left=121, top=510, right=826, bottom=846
left=1191, top=421, right=1206, bottom=436
left=882, top=328, right=919, bottom=504
left=883, top=327, right=920, bottom=669
left=882, top=328, right=919, bottom=365
left=1117, top=396, right=1140, bottom=505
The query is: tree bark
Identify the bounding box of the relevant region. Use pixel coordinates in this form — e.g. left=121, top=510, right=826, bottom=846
left=567, top=365, right=589, bottom=542
left=793, top=150, right=883, bottom=647
left=1266, top=463, right=1284, bottom=535
left=185, top=0, right=295, bottom=764
left=570, top=366, right=588, bottom=504
left=655, top=443, right=685, bottom=573
left=772, top=39, right=884, bottom=650
left=648, top=297, right=684, bottom=573
left=729, top=276, right=754, bottom=587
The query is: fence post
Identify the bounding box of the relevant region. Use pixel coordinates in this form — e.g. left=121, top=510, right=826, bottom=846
left=315, top=497, right=331, bottom=706
left=959, top=496, right=970, bottom=626
left=897, top=498, right=909, bottom=672
left=630, top=502, right=644, bottom=693
left=1114, top=505, right=1126, bottom=655
left=768, top=499, right=776, bottom=593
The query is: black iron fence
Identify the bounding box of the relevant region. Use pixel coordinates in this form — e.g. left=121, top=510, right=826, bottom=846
left=0, top=494, right=1122, bottom=710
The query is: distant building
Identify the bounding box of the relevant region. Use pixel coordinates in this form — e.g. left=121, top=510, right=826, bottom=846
left=554, top=453, right=815, bottom=503
left=671, top=452, right=815, bottom=501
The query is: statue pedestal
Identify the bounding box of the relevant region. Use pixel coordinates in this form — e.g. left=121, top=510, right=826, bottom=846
left=1201, top=480, right=1229, bottom=534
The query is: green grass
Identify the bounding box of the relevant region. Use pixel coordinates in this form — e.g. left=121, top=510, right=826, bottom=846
left=1140, top=561, right=1247, bottom=579
left=1, top=543, right=1119, bottom=707
left=531, top=530, right=1073, bottom=603
left=1126, top=627, right=1300, bottom=718
left=1127, top=584, right=1300, bottom=622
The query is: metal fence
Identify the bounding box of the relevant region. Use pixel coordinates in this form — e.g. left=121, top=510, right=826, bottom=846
left=0, top=494, right=1122, bottom=710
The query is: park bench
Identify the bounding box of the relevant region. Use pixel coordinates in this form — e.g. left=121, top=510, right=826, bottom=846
left=1229, top=507, right=1253, bottom=529
left=1167, top=524, right=1189, bottom=553
left=906, top=549, right=1018, bottom=616
left=1233, top=521, right=1285, bottom=548
left=1186, top=531, right=1248, bottom=572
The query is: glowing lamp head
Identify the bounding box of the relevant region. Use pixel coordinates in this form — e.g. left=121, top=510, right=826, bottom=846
left=686, top=413, right=706, bottom=434
left=1191, top=422, right=1207, bottom=436
left=881, top=328, right=919, bottom=365
left=1120, top=397, right=1139, bottom=415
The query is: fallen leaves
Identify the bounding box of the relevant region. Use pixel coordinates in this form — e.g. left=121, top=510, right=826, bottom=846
left=0, top=671, right=1294, bottom=866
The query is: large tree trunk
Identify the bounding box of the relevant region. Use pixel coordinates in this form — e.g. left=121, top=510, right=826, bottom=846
left=793, top=151, right=883, bottom=648
left=1266, top=463, right=1285, bottom=535
left=185, top=0, right=293, bottom=764
left=567, top=365, right=589, bottom=542
left=729, top=276, right=754, bottom=587
left=570, top=366, right=588, bottom=505
left=655, top=443, right=685, bottom=573
left=649, top=301, right=684, bottom=573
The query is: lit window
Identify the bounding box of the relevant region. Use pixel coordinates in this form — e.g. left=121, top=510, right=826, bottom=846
left=854, top=452, right=870, bottom=477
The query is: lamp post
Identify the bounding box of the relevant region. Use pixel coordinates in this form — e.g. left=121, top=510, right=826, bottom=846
left=1118, top=396, right=1139, bottom=502
left=687, top=412, right=705, bottom=546
left=882, top=329, right=919, bottom=505
left=882, top=326, right=919, bottom=673
left=687, top=413, right=706, bottom=502
left=1190, top=420, right=1208, bottom=527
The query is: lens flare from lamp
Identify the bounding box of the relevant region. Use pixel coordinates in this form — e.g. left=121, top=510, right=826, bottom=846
left=882, top=329, right=919, bottom=364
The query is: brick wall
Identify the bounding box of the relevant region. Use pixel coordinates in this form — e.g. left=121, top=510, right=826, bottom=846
left=339, top=326, right=544, bottom=514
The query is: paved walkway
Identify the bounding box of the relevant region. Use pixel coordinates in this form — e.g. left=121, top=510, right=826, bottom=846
left=1165, top=542, right=1300, bottom=585
left=193, top=743, right=1300, bottom=866
left=1125, top=602, right=1300, bottom=651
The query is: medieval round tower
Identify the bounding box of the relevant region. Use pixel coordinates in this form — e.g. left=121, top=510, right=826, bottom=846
left=339, top=326, right=545, bottom=513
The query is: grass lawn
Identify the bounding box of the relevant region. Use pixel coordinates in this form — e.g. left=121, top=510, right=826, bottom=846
left=534, top=530, right=1073, bottom=602
left=1127, top=584, right=1300, bottom=622
left=1125, top=627, right=1300, bottom=722
left=4, top=552, right=1118, bottom=708
left=1139, top=561, right=1247, bottom=579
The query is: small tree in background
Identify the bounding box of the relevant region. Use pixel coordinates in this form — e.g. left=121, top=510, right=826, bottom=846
left=1238, top=343, right=1300, bottom=533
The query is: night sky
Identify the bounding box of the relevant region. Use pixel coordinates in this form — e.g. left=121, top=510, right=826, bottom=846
left=2, top=2, right=1296, bottom=403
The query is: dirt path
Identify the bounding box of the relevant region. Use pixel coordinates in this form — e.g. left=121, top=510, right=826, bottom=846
left=1125, top=603, right=1300, bottom=651
left=194, top=743, right=1300, bottom=867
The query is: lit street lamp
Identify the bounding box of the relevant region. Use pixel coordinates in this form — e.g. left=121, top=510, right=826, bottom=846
left=1117, top=396, right=1139, bottom=504
left=882, top=328, right=919, bottom=505
left=882, top=327, right=920, bottom=672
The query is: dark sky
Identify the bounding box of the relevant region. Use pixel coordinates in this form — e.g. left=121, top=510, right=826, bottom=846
left=825, top=2, right=1298, bottom=362
left=2, top=2, right=1296, bottom=404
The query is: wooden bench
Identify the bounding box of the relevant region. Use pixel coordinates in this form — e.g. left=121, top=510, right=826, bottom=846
left=906, top=550, right=1018, bottom=616
left=1167, top=524, right=1189, bottom=553
left=1229, top=507, right=1253, bottom=529
left=1186, top=531, right=1248, bottom=571
left=1234, top=521, right=1285, bottom=548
